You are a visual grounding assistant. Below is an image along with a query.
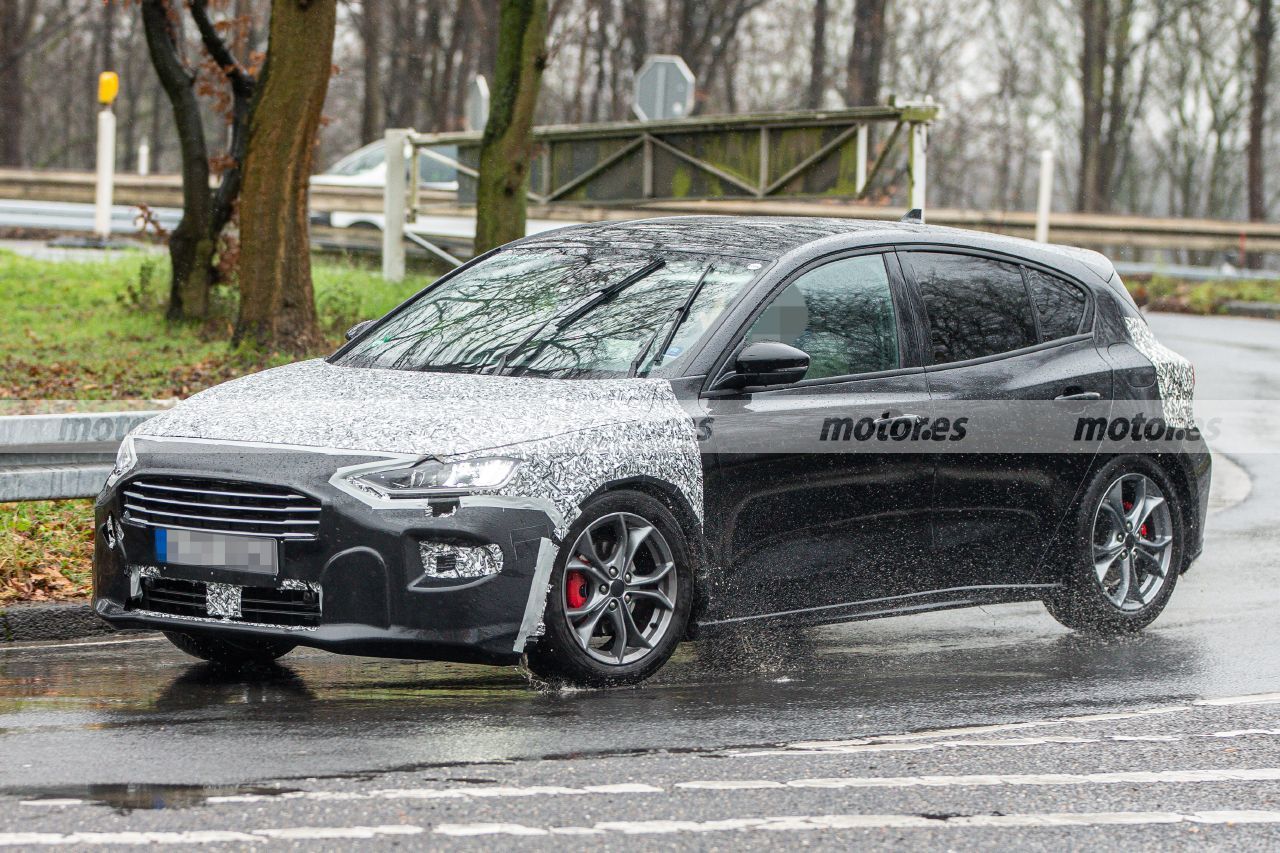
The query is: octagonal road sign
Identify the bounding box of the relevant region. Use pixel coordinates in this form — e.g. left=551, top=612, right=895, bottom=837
left=633, top=54, right=695, bottom=122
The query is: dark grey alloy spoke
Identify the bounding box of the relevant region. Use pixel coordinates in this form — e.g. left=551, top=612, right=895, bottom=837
left=563, top=512, right=678, bottom=665
left=1091, top=473, right=1173, bottom=612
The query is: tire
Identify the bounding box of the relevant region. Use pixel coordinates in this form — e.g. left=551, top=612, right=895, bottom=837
left=1044, top=456, right=1183, bottom=635
left=164, top=631, right=295, bottom=667
left=525, top=490, right=694, bottom=687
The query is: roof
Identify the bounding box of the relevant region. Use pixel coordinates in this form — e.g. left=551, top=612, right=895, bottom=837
left=515, top=215, right=895, bottom=259
left=514, top=215, right=1117, bottom=283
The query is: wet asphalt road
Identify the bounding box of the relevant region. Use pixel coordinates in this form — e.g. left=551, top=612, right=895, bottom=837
left=2, top=311, right=1279, bottom=849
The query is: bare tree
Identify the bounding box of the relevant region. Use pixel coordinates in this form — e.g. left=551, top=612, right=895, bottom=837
left=474, top=0, right=548, bottom=255
left=235, top=0, right=337, bottom=351
left=847, top=0, right=887, bottom=105
left=356, top=0, right=383, bottom=143
left=1249, top=0, right=1273, bottom=222
left=141, top=0, right=255, bottom=320
left=806, top=0, right=827, bottom=108
left=0, top=0, right=44, bottom=165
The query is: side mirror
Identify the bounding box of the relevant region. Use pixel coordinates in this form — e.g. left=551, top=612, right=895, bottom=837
left=345, top=319, right=377, bottom=341
left=714, top=341, right=810, bottom=391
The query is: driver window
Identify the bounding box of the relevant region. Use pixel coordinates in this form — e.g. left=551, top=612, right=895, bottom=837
left=745, top=254, right=899, bottom=380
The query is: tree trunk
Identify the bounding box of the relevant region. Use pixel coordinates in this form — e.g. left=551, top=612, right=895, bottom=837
left=847, top=0, right=887, bottom=105
left=806, top=0, right=827, bottom=109
left=0, top=0, right=32, bottom=166
left=1077, top=0, right=1108, bottom=212
left=234, top=0, right=336, bottom=352
left=141, top=0, right=215, bottom=321
left=1249, top=0, right=1273, bottom=223
left=359, top=0, right=384, bottom=143
left=473, top=0, right=547, bottom=256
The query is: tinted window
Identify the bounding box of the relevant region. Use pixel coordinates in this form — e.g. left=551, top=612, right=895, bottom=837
left=907, top=253, right=1037, bottom=364
left=745, top=255, right=899, bottom=379
left=1026, top=269, right=1087, bottom=340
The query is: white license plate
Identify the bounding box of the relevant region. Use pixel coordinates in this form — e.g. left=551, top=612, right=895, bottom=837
left=155, top=528, right=277, bottom=574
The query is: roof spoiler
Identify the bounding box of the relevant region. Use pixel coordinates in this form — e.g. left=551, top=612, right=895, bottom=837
left=900, top=208, right=924, bottom=224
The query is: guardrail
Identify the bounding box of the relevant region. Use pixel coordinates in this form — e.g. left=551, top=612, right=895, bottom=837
left=0, top=411, right=159, bottom=502
left=4, top=168, right=1280, bottom=261
left=0, top=168, right=419, bottom=215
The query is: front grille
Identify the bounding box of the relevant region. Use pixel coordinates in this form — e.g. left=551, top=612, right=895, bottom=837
left=139, top=577, right=321, bottom=627
left=123, top=477, right=321, bottom=541
left=139, top=576, right=205, bottom=618
left=240, top=586, right=321, bottom=626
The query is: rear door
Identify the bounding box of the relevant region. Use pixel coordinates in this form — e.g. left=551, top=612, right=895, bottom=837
left=700, top=251, right=937, bottom=621
left=900, top=250, right=1111, bottom=587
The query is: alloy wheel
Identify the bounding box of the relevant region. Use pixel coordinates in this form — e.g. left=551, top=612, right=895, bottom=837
left=562, top=512, right=678, bottom=665
left=1091, top=473, right=1174, bottom=612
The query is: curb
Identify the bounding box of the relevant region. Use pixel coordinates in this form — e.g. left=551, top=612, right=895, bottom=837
left=1221, top=301, right=1280, bottom=320
left=0, top=601, right=119, bottom=643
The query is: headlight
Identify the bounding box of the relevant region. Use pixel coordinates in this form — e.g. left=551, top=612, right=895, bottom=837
left=350, top=457, right=519, bottom=498
left=105, top=435, right=137, bottom=488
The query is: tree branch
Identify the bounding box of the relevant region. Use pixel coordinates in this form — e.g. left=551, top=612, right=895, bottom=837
left=189, top=0, right=254, bottom=97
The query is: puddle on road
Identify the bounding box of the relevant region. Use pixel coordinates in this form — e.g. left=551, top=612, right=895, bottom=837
left=14, top=783, right=299, bottom=813
left=13, top=774, right=511, bottom=812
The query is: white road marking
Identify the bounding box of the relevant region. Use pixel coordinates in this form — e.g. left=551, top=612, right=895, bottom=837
left=0, top=636, right=168, bottom=653
left=678, top=767, right=1280, bottom=791
left=25, top=764, right=1280, bottom=811
left=1196, top=692, right=1280, bottom=707
left=203, top=782, right=662, bottom=805
left=0, top=825, right=421, bottom=846
left=745, top=697, right=1279, bottom=756
left=434, top=810, right=1280, bottom=837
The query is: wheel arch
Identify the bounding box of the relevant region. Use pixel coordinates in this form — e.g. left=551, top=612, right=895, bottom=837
left=1147, top=450, right=1202, bottom=573
left=584, top=476, right=708, bottom=636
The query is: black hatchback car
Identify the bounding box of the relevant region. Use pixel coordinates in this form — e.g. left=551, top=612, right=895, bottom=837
left=93, top=216, right=1210, bottom=686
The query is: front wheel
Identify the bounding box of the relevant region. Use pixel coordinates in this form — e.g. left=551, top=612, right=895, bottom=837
left=525, top=491, right=693, bottom=687
left=1044, top=457, right=1182, bottom=635
left=164, top=631, right=295, bottom=667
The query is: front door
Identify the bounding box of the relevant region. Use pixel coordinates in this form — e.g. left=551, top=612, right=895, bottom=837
left=700, top=252, right=936, bottom=623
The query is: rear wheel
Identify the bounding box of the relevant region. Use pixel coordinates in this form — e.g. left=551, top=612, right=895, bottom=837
left=164, top=631, right=294, bottom=667
left=525, top=491, right=693, bottom=687
left=1044, top=457, right=1182, bottom=634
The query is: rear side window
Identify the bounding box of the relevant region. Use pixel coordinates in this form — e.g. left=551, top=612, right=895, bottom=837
left=1026, top=269, right=1087, bottom=340
left=745, top=255, right=899, bottom=380
left=905, top=252, right=1037, bottom=365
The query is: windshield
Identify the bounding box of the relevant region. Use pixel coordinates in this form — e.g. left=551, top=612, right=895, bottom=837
left=334, top=247, right=760, bottom=379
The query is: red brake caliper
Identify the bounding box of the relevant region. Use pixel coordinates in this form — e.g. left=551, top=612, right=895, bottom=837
left=566, top=569, right=588, bottom=609
left=1123, top=500, right=1148, bottom=538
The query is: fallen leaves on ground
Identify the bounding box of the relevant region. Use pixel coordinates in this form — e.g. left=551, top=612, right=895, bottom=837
left=0, top=501, right=94, bottom=604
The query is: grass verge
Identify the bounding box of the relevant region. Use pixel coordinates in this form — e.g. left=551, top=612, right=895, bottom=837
left=1127, top=274, right=1280, bottom=314
left=1, top=250, right=433, bottom=602
left=0, top=250, right=430, bottom=404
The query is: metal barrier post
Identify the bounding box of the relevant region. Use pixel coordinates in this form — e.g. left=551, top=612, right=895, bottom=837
left=382, top=128, right=410, bottom=282
left=855, top=124, right=868, bottom=194
left=907, top=121, right=927, bottom=218
left=1036, top=148, right=1055, bottom=243
left=94, top=72, right=120, bottom=240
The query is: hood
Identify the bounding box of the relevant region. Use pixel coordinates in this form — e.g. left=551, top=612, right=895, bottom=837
left=135, top=359, right=686, bottom=457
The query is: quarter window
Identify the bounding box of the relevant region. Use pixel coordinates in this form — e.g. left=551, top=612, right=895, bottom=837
left=906, top=252, right=1037, bottom=365
left=1026, top=269, right=1087, bottom=341
left=745, top=255, right=899, bottom=380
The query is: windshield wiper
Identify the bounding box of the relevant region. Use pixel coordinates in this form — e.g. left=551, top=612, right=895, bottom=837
left=500, top=259, right=665, bottom=376
left=647, top=263, right=713, bottom=372
left=627, top=329, right=662, bottom=378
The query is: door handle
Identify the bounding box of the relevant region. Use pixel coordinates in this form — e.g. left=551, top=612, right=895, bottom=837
left=1055, top=391, right=1102, bottom=401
